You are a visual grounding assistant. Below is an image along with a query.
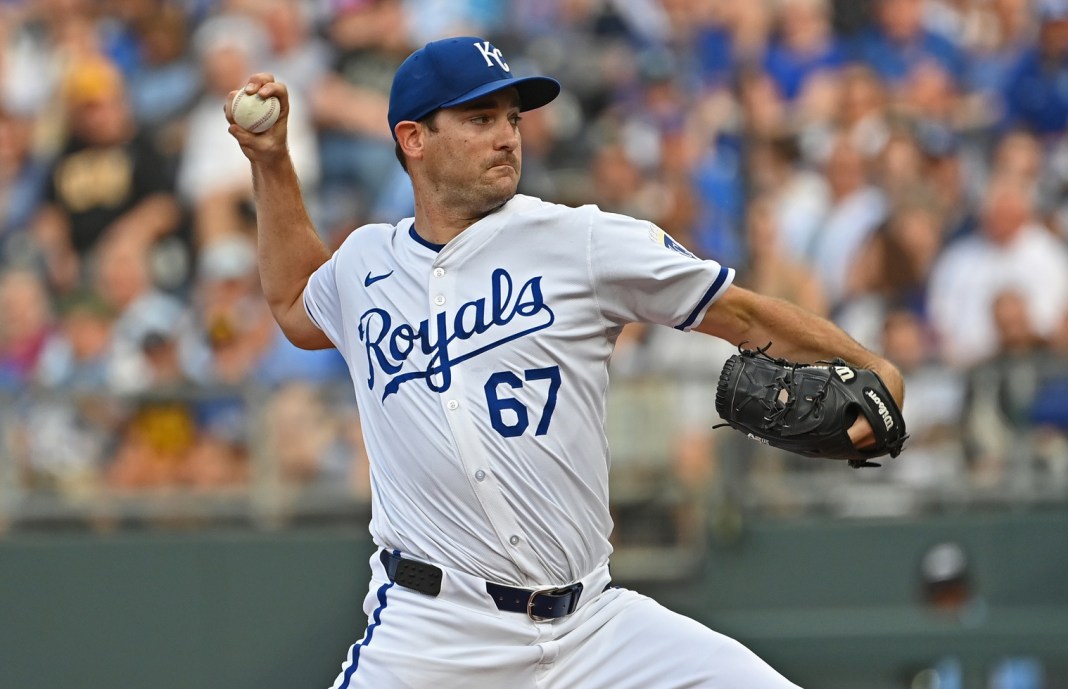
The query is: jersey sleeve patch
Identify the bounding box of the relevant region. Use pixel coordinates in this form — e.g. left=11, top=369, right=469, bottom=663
left=648, top=225, right=698, bottom=259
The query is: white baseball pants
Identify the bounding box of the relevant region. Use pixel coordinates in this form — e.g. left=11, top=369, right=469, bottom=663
left=330, top=550, right=802, bottom=689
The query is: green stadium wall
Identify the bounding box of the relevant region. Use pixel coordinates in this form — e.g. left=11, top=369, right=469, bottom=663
left=2, top=510, right=1067, bottom=689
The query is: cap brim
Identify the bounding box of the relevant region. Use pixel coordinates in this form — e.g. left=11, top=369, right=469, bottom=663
left=439, top=75, right=561, bottom=114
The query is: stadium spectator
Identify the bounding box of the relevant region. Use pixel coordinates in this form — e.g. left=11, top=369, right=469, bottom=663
left=961, top=290, right=1050, bottom=485
left=915, top=123, right=975, bottom=243
left=958, top=0, right=1033, bottom=131
left=104, top=318, right=200, bottom=492
left=872, top=125, right=927, bottom=205
left=90, top=230, right=203, bottom=393
left=181, top=431, right=250, bottom=492
left=1001, top=0, right=1068, bottom=138
left=102, top=280, right=249, bottom=497
left=313, top=0, right=407, bottom=230
left=105, top=407, right=197, bottom=491
left=0, top=107, right=50, bottom=266
left=260, top=0, right=333, bottom=94
left=34, top=290, right=117, bottom=390
left=177, top=12, right=318, bottom=246
left=738, top=194, right=827, bottom=317
left=764, top=0, right=846, bottom=102
left=588, top=141, right=657, bottom=221
left=124, top=2, right=201, bottom=158
left=32, top=55, right=182, bottom=294
left=807, top=133, right=889, bottom=311
left=831, top=63, right=891, bottom=159
left=990, top=128, right=1043, bottom=186
left=191, top=234, right=274, bottom=386
left=736, top=65, right=788, bottom=141
left=880, top=308, right=965, bottom=488
left=987, top=128, right=1068, bottom=230
left=853, top=0, right=966, bottom=86
left=260, top=382, right=370, bottom=509
left=0, top=268, right=52, bottom=389
left=849, top=197, right=945, bottom=319
left=265, top=382, right=349, bottom=489
left=747, top=135, right=832, bottom=260
left=896, top=60, right=960, bottom=138
left=927, top=175, right=1068, bottom=367
left=0, top=0, right=98, bottom=119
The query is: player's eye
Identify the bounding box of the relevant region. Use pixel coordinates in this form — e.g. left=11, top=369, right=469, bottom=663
left=510, top=114, right=523, bottom=127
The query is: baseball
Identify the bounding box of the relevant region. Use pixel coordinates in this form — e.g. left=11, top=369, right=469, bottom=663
left=231, top=89, right=280, bottom=133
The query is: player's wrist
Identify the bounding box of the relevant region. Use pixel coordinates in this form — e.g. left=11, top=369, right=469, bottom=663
left=249, top=148, right=298, bottom=180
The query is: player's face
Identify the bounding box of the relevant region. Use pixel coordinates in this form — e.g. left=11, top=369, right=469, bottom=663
left=421, top=88, right=523, bottom=216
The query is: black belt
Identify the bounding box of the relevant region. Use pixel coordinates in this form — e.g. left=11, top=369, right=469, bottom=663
left=380, top=549, right=588, bottom=621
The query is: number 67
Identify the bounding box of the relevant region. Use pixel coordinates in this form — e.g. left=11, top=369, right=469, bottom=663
left=483, top=365, right=561, bottom=438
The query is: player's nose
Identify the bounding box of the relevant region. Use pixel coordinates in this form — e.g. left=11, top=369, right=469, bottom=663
left=494, top=119, right=519, bottom=152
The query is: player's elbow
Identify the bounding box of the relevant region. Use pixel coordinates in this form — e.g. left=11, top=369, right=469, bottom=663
left=695, top=285, right=759, bottom=344
left=281, top=325, right=333, bottom=350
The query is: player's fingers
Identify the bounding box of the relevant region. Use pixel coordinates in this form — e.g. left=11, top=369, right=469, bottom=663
left=847, top=416, right=876, bottom=449
left=223, top=90, right=237, bottom=120
left=227, top=122, right=247, bottom=139
left=244, top=72, right=276, bottom=91
left=243, top=74, right=287, bottom=103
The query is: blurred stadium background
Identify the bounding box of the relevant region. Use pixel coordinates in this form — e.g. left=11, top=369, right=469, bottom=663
left=1, top=0, right=1067, bottom=687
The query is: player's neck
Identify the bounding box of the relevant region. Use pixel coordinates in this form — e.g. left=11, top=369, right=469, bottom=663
left=412, top=196, right=509, bottom=246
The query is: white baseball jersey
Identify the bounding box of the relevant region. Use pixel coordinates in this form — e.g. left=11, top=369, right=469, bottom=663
left=304, top=194, right=733, bottom=587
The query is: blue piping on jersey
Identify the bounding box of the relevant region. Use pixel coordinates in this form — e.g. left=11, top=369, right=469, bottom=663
left=338, top=560, right=396, bottom=688
left=409, top=225, right=446, bottom=252
left=675, top=266, right=730, bottom=331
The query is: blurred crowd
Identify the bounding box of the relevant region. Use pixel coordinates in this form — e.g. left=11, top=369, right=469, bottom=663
left=1, top=0, right=1068, bottom=514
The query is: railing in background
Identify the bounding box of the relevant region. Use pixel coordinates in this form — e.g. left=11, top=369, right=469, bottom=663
left=2, top=371, right=1067, bottom=577
left=0, top=382, right=370, bottom=533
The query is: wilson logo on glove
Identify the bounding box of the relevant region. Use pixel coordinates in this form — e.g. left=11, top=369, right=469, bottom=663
left=864, top=388, right=895, bottom=431
left=833, top=365, right=855, bottom=382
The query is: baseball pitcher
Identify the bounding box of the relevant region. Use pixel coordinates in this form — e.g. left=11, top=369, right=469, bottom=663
left=225, top=36, right=905, bottom=689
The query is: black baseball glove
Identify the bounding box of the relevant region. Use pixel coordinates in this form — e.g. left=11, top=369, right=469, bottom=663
left=714, top=344, right=907, bottom=467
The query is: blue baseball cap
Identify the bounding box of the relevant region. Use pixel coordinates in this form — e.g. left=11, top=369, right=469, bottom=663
left=387, top=36, right=560, bottom=140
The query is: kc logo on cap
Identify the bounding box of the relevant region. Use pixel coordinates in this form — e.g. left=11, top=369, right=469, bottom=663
left=387, top=36, right=560, bottom=140
left=473, top=41, right=510, bottom=71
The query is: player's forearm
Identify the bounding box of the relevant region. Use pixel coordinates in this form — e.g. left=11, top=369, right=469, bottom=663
left=250, top=154, right=331, bottom=319
left=700, top=285, right=904, bottom=404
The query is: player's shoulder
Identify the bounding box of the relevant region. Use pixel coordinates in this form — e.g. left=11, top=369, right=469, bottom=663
left=505, top=194, right=649, bottom=232
left=504, top=194, right=590, bottom=222
left=578, top=204, right=706, bottom=260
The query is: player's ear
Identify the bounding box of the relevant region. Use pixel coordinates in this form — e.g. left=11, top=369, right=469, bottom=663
left=395, top=121, right=424, bottom=164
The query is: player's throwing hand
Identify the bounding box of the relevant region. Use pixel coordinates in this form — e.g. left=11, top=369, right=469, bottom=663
left=224, top=73, right=290, bottom=164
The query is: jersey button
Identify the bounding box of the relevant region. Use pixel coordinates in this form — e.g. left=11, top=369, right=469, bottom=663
left=509, top=535, right=521, bottom=546
left=474, top=470, right=486, bottom=481
left=434, top=295, right=446, bottom=306
left=446, top=400, right=459, bottom=411
left=433, top=267, right=445, bottom=278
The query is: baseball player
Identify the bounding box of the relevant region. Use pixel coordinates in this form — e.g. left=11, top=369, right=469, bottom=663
left=225, top=36, right=905, bottom=689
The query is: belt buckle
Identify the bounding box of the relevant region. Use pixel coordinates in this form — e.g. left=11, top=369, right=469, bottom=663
left=526, top=583, right=583, bottom=621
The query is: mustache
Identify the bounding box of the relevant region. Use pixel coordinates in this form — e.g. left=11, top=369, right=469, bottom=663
left=488, top=154, right=518, bottom=168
